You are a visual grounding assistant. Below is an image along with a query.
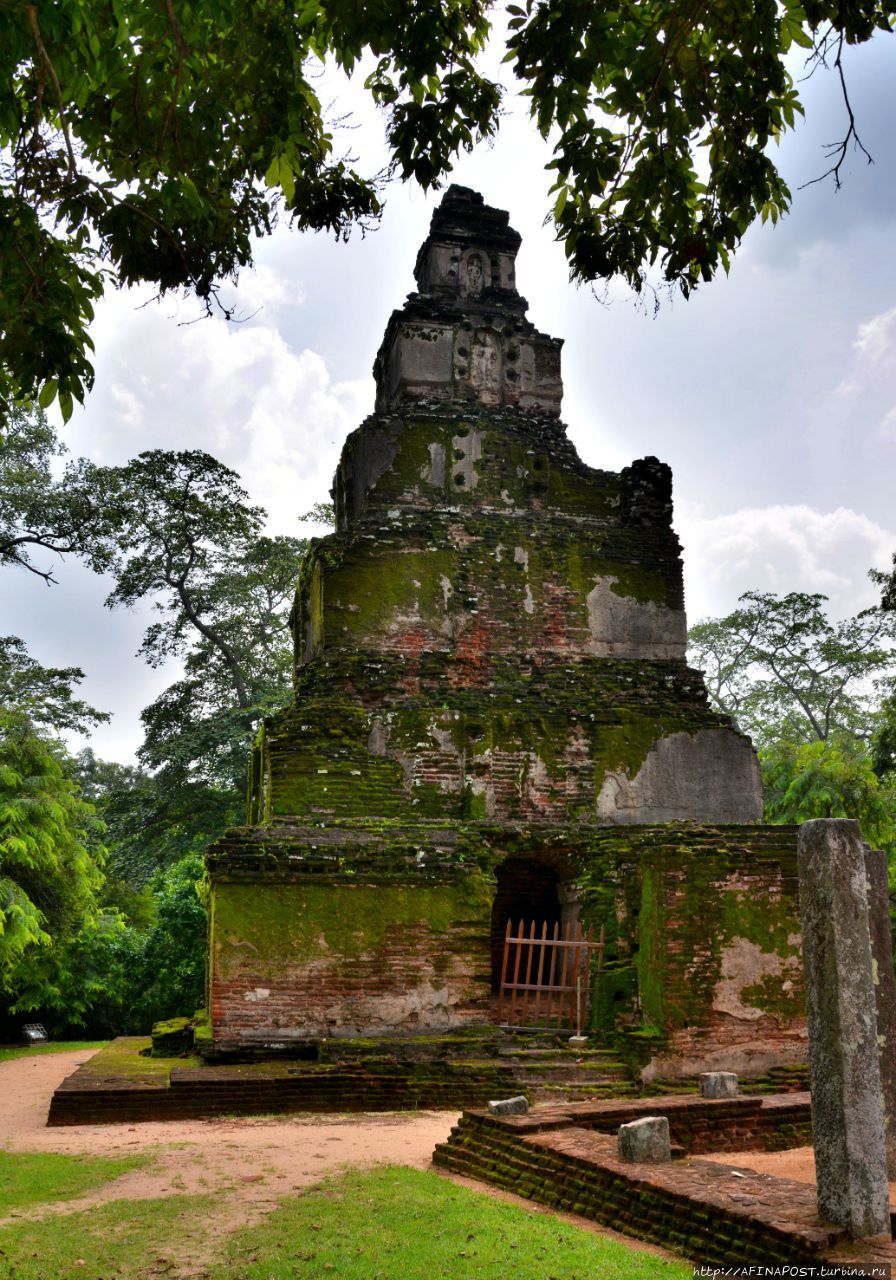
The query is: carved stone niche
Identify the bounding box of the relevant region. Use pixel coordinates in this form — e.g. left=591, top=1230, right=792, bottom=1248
left=413, top=186, right=523, bottom=303
left=453, top=324, right=504, bottom=405
left=468, top=328, right=503, bottom=404
left=423, top=245, right=518, bottom=300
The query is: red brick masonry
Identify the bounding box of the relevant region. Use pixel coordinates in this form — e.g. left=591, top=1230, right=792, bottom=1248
left=433, top=1097, right=896, bottom=1269
left=46, top=1039, right=520, bottom=1126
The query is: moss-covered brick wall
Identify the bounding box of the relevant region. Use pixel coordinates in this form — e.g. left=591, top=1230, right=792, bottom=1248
left=247, top=653, right=754, bottom=826
left=207, top=820, right=806, bottom=1075
left=210, top=873, right=493, bottom=1046
left=575, top=825, right=807, bottom=1082
left=268, top=403, right=762, bottom=830
left=293, top=407, right=686, bottom=671
left=253, top=660, right=737, bottom=819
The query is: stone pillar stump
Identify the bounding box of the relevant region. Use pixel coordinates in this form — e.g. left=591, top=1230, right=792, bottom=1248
left=798, top=818, right=890, bottom=1240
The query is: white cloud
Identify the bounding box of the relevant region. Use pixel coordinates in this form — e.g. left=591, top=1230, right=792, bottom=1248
left=879, top=405, right=896, bottom=442
left=65, top=274, right=365, bottom=532
left=679, top=502, right=895, bottom=623
left=837, top=306, right=896, bottom=395
left=853, top=307, right=896, bottom=364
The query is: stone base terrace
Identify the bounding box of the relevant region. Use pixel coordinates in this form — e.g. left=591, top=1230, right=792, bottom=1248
left=45, top=1033, right=638, bottom=1126
left=432, top=1097, right=896, bottom=1269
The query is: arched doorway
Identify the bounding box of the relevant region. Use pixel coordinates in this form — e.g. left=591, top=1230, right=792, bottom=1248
left=490, top=857, right=596, bottom=1027
left=490, top=858, right=562, bottom=993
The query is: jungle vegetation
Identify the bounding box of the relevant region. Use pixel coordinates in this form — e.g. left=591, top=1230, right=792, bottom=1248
left=1, top=409, right=305, bottom=1036
left=689, top=590, right=896, bottom=854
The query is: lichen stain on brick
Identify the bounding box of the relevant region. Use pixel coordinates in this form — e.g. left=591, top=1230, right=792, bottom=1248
left=713, top=937, right=801, bottom=1022
left=205, top=186, right=806, bottom=1077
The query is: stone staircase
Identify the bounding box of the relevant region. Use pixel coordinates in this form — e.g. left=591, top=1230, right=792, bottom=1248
left=319, top=1025, right=637, bottom=1104
left=493, top=1029, right=636, bottom=1102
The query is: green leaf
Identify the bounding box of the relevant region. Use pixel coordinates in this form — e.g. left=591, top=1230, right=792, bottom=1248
left=279, top=160, right=296, bottom=204
left=38, top=380, right=58, bottom=409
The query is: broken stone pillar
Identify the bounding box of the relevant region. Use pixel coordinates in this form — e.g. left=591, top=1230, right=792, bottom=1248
left=797, top=819, right=891, bottom=1239
left=699, top=1072, right=738, bottom=1099
left=487, top=1095, right=529, bottom=1116
left=618, top=1116, right=671, bottom=1163
left=864, top=845, right=896, bottom=1178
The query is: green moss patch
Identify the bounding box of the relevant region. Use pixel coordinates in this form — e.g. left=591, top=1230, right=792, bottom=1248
left=594, top=560, right=669, bottom=606
left=73, top=1036, right=201, bottom=1084
left=213, top=877, right=491, bottom=973
left=150, top=1016, right=194, bottom=1057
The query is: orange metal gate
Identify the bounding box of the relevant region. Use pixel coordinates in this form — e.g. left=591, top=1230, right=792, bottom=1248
left=497, top=919, right=605, bottom=1029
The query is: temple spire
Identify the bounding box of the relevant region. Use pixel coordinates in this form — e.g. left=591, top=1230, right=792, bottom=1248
left=373, top=185, right=563, bottom=416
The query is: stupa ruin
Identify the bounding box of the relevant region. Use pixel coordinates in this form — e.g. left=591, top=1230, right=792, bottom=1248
left=206, top=186, right=807, bottom=1084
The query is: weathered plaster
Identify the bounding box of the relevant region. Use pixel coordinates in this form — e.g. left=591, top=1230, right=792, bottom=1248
left=586, top=575, right=686, bottom=660
left=596, top=729, right=763, bottom=824
left=713, top=937, right=800, bottom=1021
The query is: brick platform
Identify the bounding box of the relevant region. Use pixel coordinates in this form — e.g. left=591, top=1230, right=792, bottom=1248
left=433, top=1100, right=896, bottom=1268
left=47, top=1040, right=514, bottom=1126
left=45, top=1034, right=635, bottom=1126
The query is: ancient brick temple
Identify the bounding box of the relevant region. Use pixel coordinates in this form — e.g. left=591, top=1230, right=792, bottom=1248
left=206, top=187, right=807, bottom=1081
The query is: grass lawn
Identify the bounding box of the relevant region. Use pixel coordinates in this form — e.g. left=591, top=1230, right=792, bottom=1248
left=212, top=1166, right=691, bottom=1280
left=0, top=1194, right=214, bottom=1279
left=0, top=1149, right=148, bottom=1213
left=0, top=1159, right=690, bottom=1279
left=0, top=1041, right=106, bottom=1064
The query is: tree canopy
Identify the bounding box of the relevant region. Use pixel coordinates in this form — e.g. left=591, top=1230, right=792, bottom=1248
left=761, top=734, right=895, bottom=851
left=100, top=449, right=306, bottom=860
left=2, top=0, right=893, bottom=413
left=0, top=635, right=108, bottom=736
left=0, top=405, right=116, bottom=581
left=0, top=708, right=106, bottom=1009
left=688, top=590, right=896, bottom=748
left=0, top=429, right=317, bottom=1031
left=873, top=557, right=896, bottom=613
left=689, top=589, right=896, bottom=851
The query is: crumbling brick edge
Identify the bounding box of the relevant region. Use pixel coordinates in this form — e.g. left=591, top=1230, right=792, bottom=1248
left=432, top=1096, right=896, bottom=1268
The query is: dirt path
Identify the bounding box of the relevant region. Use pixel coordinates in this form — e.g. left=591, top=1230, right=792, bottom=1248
left=700, top=1147, right=818, bottom=1184
left=0, top=1049, right=681, bottom=1273
left=1, top=1048, right=460, bottom=1262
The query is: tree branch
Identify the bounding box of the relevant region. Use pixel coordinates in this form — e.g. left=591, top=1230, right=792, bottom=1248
left=800, top=32, right=873, bottom=192
left=159, top=537, right=252, bottom=711
left=25, top=4, right=77, bottom=178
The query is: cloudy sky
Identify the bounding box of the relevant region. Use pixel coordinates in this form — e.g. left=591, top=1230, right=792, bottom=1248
left=8, top=33, right=896, bottom=763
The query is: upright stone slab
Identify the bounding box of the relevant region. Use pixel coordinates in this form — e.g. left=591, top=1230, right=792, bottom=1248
left=618, top=1116, right=671, bottom=1163
left=797, top=819, right=890, bottom=1239
left=488, top=1095, right=529, bottom=1116
left=865, top=845, right=896, bottom=1177
left=699, top=1072, right=738, bottom=1099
